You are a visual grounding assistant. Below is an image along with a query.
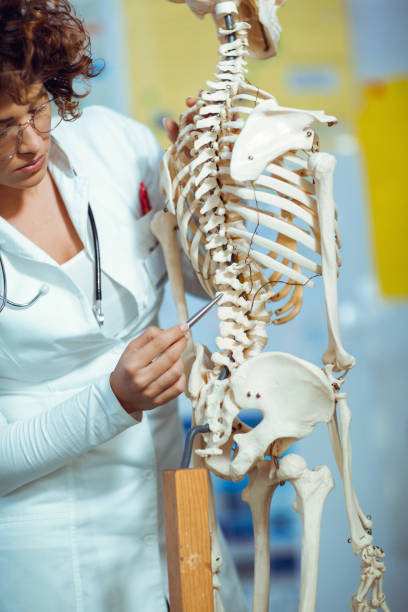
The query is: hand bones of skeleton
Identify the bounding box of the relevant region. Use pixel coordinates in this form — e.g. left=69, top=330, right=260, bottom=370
left=152, top=1, right=389, bottom=610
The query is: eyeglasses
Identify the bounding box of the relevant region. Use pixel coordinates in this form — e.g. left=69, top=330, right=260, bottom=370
left=0, top=99, right=62, bottom=162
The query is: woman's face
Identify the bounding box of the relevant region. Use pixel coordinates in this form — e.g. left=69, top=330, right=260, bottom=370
left=0, top=83, right=51, bottom=192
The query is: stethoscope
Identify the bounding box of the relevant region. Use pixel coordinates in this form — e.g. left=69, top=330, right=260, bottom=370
left=0, top=202, right=104, bottom=326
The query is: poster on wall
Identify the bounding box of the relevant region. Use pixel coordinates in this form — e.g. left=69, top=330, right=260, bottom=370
left=358, top=78, right=408, bottom=298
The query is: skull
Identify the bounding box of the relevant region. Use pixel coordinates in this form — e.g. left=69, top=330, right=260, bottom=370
left=168, top=0, right=287, bottom=58
left=228, top=352, right=335, bottom=480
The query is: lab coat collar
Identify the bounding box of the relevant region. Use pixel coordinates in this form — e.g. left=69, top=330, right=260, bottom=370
left=0, top=137, right=92, bottom=264
left=0, top=133, right=153, bottom=308
left=49, top=136, right=92, bottom=256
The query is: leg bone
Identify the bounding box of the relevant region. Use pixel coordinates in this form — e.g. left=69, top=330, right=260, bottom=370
left=278, top=454, right=334, bottom=612
left=241, top=461, right=280, bottom=612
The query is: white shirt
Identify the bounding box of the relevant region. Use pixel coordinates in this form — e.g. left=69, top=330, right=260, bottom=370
left=61, top=248, right=141, bottom=338
left=0, top=107, right=246, bottom=612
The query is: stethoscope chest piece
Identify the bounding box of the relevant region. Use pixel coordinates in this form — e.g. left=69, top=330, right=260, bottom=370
left=0, top=254, right=50, bottom=313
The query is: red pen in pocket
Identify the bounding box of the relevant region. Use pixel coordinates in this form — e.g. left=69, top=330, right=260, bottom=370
left=139, top=181, right=152, bottom=216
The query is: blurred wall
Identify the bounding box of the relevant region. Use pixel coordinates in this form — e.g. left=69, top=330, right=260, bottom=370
left=71, top=1, right=408, bottom=610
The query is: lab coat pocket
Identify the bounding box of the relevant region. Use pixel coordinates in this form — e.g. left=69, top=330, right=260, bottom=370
left=136, top=211, right=167, bottom=291
left=0, top=516, right=77, bottom=612
left=132, top=209, right=156, bottom=257
left=143, top=243, right=167, bottom=290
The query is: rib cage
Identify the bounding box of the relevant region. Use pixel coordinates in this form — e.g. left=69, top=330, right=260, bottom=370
left=163, top=18, right=340, bottom=375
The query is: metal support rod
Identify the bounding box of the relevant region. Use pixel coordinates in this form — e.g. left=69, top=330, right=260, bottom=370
left=225, top=13, right=236, bottom=61
left=218, top=366, right=229, bottom=380
left=180, top=424, right=211, bottom=469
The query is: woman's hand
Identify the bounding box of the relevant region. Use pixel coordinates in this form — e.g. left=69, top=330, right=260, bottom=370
left=110, top=324, right=189, bottom=414
left=162, top=96, right=197, bottom=144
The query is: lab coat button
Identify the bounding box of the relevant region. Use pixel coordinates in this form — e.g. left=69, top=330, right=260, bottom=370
left=142, top=297, right=148, bottom=309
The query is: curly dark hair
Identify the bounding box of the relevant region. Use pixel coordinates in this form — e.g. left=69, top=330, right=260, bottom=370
left=0, top=0, right=103, bottom=120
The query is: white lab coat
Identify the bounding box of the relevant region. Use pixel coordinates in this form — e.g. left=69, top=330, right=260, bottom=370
left=0, top=107, right=247, bottom=612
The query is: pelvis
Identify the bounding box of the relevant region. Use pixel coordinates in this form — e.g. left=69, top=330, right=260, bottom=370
left=191, top=345, right=335, bottom=481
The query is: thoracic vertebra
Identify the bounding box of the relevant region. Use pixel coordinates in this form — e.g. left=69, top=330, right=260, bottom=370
left=162, top=12, right=339, bottom=377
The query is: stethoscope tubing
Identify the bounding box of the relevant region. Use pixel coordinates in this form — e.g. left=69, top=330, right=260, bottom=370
left=0, top=249, right=7, bottom=312
left=87, top=203, right=104, bottom=325
left=0, top=203, right=103, bottom=324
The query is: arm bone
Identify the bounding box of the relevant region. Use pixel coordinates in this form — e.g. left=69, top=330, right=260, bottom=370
left=308, top=152, right=355, bottom=372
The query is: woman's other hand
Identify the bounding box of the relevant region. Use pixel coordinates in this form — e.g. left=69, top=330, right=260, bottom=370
left=110, top=324, right=189, bottom=414
left=162, top=96, right=197, bottom=144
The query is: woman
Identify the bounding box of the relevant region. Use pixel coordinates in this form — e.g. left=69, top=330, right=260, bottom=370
left=0, top=1, right=246, bottom=611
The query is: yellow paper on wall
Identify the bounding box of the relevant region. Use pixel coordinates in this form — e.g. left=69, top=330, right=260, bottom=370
left=358, top=79, right=408, bottom=298
left=120, top=1, right=218, bottom=145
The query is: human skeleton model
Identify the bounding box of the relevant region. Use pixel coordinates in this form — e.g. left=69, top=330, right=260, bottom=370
left=151, top=1, right=390, bottom=610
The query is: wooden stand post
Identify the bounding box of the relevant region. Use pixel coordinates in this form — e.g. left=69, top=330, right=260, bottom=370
left=162, top=468, right=214, bottom=612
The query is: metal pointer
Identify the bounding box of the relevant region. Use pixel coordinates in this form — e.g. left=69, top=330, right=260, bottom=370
left=152, top=295, right=223, bottom=364
left=186, top=293, right=223, bottom=328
